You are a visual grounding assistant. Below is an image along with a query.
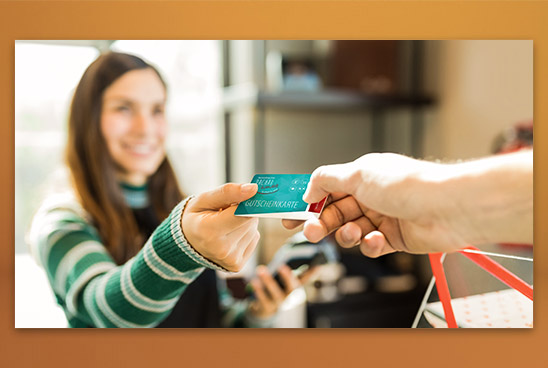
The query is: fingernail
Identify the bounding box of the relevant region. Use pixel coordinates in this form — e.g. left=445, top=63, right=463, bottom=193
left=241, top=183, right=257, bottom=194
left=302, top=189, right=310, bottom=203
left=342, top=226, right=354, bottom=244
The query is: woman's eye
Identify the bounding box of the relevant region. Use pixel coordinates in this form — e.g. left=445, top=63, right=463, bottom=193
left=116, top=106, right=130, bottom=112
left=153, top=107, right=165, bottom=116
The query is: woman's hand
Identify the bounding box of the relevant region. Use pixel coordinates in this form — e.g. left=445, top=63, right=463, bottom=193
left=181, top=183, right=260, bottom=272
left=248, top=264, right=317, bottom=319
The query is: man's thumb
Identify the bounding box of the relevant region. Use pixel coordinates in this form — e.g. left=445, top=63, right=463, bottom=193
left=303, top=163, right=354, bottom=203
left=195, top=183, right=258, bottom=210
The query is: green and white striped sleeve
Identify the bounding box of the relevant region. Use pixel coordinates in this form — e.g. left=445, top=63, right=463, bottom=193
left=30, top=196, right=225, bottom=328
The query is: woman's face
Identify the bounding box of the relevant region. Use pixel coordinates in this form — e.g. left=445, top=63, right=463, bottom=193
left=101, top=68, right=167, bottom=186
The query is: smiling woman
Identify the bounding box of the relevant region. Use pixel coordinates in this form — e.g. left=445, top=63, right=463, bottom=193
left=65, top=53, right=181, bottom=262
left=100, top=68, right=168, bottom=186
left=28, top=51, right=312, bottom=328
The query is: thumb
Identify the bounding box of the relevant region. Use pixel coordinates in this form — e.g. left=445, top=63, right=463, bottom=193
left=194, top=183, right=258, bottom=210
left=303, top=162, right=357, bottom=203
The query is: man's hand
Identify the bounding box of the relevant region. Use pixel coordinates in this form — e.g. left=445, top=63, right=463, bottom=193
left=284, top=151, right=533, bottom=256
left=284, top=153, right=468, bottom=256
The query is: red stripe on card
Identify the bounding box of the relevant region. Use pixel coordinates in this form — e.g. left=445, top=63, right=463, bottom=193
left=308, top=197, right=327, bottom=213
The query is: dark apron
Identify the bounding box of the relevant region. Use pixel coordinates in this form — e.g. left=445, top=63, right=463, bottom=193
left=133, top=206, right=222, bottom=328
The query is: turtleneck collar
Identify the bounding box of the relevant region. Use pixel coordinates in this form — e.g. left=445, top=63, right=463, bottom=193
left=120, top=182, right=149, bottom=209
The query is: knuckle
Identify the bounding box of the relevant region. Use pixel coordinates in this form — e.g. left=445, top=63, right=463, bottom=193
left=232, top=263, right=243, bottom=273
left=215, top=245, right=231, bottom=261
left=226, top=258, right=242, bottom=272
left=311, top=166, right=327, bottom=181
left=332, top=205, right=346, bottom=226
left=221, top=183, right=238, bottom=197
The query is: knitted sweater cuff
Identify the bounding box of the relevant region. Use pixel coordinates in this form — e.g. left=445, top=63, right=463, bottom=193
left=169, top=196, right=230, bottom=273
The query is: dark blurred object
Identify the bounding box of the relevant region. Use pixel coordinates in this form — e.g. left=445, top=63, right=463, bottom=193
left=307, top=248, right=428, bottom=328
left=492, top=120, right=533, bottom=154
left=282, top=58, right=322, bottom=92
left=328, top=41, right=400, bottom=95
left=266, top=52, right=322, bottom=92
left=267, top=232, right=338, bottom=273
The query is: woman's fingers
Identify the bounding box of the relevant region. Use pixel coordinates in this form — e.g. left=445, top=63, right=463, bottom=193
left=232, top=228, right=260, bottom=267
left=193, top=182, right=257, bottom=211
left=181, top=184, right=261, bottom=272
left=240, top=231, right=260, bottom=264
left=281, top=219, right=304, bottom=230
left=218, top=203, right=260, bottom=228
left=214, top=220, right=259, bottom=270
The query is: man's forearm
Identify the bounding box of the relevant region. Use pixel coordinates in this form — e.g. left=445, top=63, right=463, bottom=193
left=438, top=150, right=533, bottom=246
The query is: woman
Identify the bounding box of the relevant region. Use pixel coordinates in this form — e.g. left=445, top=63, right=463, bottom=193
left=30, top=52, right=309, bottom=328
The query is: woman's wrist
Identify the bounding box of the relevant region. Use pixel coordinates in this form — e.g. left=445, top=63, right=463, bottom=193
left=177, top=196, right=230, bottom=272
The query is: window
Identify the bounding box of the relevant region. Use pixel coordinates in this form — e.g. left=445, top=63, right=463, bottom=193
left=15, top=40, right=224, bottom=254
left=15, top=42, right=99, bottom=254
left=111, top=40, right=224, bottom=195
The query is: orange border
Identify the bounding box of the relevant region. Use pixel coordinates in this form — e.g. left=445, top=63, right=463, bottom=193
left=1, top=1, right=546, bottom=367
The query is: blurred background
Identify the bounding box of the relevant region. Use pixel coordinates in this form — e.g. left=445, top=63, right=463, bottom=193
left=15, top=40, right=533, bottom=328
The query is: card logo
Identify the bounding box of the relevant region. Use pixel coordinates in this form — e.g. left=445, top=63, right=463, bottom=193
left=256, top=177, right=279, bottom=194
left=289, top=178, right=308, bottom=193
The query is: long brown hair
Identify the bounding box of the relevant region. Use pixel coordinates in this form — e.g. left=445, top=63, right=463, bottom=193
left=66, top=52, right=183, bottom=264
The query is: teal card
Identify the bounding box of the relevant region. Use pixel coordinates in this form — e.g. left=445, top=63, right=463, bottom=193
left=235, top=174, right=327, bottom=220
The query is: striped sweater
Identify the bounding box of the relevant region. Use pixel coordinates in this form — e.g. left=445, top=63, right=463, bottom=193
left=29, top=190, right=271, bottom=328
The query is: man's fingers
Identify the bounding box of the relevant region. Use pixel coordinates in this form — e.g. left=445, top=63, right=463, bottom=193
left=335, top=222, right=362, bottom=248
left=303, top=163, right=356, bottom=203
left=358, top=231, right=396, bottom=258
left=302, top=195, right=365, bottom=243
left=335, top=217, right=376, bottom=248
left=281, top=193, right=348, bottom=230
left=302, top=218, right=327, bottom=243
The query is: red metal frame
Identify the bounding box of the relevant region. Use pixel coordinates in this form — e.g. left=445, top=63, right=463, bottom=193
left=428, top=245, right=533, bottom=328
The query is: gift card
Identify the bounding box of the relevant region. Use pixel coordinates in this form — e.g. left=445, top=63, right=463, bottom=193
left=234, top=174, right=327, bottom=220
